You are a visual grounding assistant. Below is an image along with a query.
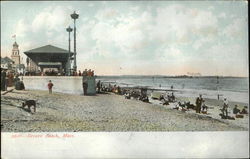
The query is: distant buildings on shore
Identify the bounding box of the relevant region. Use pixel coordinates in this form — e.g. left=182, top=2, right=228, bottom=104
left=187, top=72, right=202, bottom=77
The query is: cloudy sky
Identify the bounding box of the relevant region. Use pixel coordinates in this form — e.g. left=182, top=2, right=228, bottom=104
left=1, top=1, right=248, bottom=76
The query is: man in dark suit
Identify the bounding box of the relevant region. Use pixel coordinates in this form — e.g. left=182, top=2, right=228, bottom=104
left=195, top=94, right=203, bottom=113
left=82, top=69, right=88, bottom=95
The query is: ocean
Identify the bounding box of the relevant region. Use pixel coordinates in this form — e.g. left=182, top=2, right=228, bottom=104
left=97, top=76, right=249, bottom=103
left=23, top=76, right=248, bottom=104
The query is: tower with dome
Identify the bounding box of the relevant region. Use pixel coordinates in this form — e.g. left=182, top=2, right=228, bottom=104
left=11, top=41, right=20, bottom=65
left=10, top=41, right=25, bottom=74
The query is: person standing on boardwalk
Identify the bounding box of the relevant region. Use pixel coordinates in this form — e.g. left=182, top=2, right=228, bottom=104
left=87, top=69, right=92, bottom=76
left=78, top=70, right=82, bottom=76
left=195, top=94, right=203, bottom=113
left=48, top=80, right=54, bottom=94
left=82, top=69, right=88, bottom=95
left=82, top=69, right=87, bottom=76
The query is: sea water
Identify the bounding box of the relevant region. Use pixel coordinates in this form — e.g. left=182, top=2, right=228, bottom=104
left=97, top=76, right=249, bottom=104
left=22, top=76, right=248, bottom=104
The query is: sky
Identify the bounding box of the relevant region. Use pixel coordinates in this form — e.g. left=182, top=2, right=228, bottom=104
left=1, top=1, right=248, bottom=76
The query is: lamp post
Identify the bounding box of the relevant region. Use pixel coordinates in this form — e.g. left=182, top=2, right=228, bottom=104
left=66, top=26, right=73, bottom=76
left=70, top=11, right=79, bottom=73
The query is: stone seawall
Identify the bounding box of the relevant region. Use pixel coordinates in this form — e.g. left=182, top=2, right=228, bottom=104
left=22, top=76, right=96, bottom=95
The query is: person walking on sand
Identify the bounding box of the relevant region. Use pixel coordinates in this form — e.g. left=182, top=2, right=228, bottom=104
left=195, top=94, right=203, bottom=113
left=222, top=98, right=229, bottom=118
left=48, top=80, right=54, bottom=94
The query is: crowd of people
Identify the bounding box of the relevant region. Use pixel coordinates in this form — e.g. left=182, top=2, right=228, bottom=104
left=43, top=70, right=58, bottom=76
left=1, top=69, right=25, bottom=91
left=97, top=83, right=123, bottom=95
left=95, top=81, right=249, bottom=120
left=220, top=98, right=248, bottom=119
left=170, top=93, right=248, bottom=120
left=75, top=69, right=95, bottom=77
left=232, top=105, right=248, bottom=118
left=1, top=69, right=24, bottom=91
left=22, top=68, right=96, bottom=77
left=159, top=92, right=176, bottom=104
left=95, top=81, right=149, bottom=103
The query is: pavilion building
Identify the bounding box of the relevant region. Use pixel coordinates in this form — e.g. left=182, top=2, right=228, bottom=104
left=24, top=45, right=74, bottom=75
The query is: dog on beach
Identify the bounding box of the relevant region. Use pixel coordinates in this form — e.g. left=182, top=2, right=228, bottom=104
left=22, top=100, right=36, bottom=113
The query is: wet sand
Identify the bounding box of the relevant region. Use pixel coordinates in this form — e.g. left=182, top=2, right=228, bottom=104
left=1, top=89, right=248, bottom=132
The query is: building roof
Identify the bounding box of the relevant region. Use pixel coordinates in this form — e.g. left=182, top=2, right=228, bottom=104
left=1, top=57, right=14, bottom=64
left=24, top=45, right=74, bottom=54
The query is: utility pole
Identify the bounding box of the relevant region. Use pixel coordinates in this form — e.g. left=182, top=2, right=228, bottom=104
left=70, top=11, right=79, bottom=73
left=66, top=26, right=73, bottom=76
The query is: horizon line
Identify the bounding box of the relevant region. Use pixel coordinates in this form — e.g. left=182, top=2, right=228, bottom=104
left=96, top=74, right=249, bottom=78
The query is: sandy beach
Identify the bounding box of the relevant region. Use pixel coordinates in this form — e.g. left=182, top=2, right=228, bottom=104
left=1, top=89, right=248, bottom=132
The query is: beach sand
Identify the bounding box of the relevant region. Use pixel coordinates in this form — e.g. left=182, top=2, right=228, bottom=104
left=1, top=89, right=248, bottom=132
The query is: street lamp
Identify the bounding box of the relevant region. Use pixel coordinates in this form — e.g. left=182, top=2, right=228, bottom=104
left=66, top=26, right=73, bottom=76
left=70, top=11, right=79, bottom=73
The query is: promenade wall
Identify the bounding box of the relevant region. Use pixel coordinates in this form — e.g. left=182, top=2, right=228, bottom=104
left=22, top=76, right=96, bottom=95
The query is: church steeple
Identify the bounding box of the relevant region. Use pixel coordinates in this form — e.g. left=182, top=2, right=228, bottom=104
left=11, top=41, right=20, bottom=65
left=13, top=41, right=19, bottom=48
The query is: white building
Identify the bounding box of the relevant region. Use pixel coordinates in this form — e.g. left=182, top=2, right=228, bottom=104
left=1, top=56, right=14, bottom=70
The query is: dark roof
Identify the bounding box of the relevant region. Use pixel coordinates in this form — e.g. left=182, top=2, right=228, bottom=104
left=1, top=57, right=14, bottom=64
left=24, top=45, right=74, bottom=54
